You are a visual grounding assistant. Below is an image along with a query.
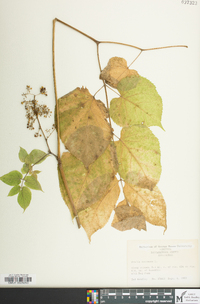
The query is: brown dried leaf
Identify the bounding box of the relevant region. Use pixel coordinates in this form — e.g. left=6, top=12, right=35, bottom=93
left=58, top=87, right=112, bottom=167
left=58, top=145, right=116, bottom=219
left=112, top=200, right=146, bottom=232
left=78, top=177, right=120, bottom=241
left=100, top=57, right=139, bottom=88
left=66, top=125, right=109, bottom=169
left=76, top=173, right=113, bottom=212
left=124, top=183, right=167, bottom=229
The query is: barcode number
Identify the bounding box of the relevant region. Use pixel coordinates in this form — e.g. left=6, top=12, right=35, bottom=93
left=4, top=275, right=32, bottom=284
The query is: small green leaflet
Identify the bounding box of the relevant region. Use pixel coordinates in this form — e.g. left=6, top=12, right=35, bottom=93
left=25, top=175, right=43, bottom=191
left=0, top=170, right=22, bottom=186
left=19, top=147, right=28, bottom=162
left=8, top=185, right=20, bottom=196
left=25, top=149, right=48, bottom=165
left=21, top=163, right=30, bottom=174
left=17, top=186, right=32, bottom=211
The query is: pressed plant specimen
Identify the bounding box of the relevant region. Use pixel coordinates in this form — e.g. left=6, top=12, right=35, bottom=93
left=0, top=19, right=187, bottom=241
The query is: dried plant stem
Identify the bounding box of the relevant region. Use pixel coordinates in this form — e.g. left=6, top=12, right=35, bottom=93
left=55, top=18, right=98, bottom=44
left=32, top=95, right=57, bottom=159
left=53, top=19, right=60, bottom=159
left=99, top=41, right=188, bottom=51
left=96, top=43, right=114, bottom=138
left=53, top=18, right=81, bottom=229
left=54, top=18, right=188, bottom=51
left=36, top=115, right=58, bottom=159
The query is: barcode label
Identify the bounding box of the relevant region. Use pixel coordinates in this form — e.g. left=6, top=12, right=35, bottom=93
left=1, top=274, right=36, bottom=285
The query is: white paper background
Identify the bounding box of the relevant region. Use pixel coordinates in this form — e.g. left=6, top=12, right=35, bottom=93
left=0, top=0, right=200, bottom=287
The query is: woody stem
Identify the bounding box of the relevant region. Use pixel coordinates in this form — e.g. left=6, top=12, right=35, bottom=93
left=53, top=18, right=81, bottom=229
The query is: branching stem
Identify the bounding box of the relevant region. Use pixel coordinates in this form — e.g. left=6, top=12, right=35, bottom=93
left=52, top=18, right=187, bottom=230
left=20, top=152, right=51, bottom=189
left=33, top=95, right=57, bottom=159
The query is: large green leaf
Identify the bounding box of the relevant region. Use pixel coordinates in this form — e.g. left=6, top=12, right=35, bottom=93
left=115, top=125, right=161, bottom=190
left=110, top=75, right=163, bottom=129
left=58, top=87, right=112, bottom=167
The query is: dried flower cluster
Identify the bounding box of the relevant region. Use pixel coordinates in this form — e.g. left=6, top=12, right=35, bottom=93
left=45, top=125, right=56, bottom=138
left=21, top=86, right=52, bottom=136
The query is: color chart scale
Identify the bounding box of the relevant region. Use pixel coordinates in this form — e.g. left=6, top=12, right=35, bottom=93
left=87, top=290, right=99, bottom=304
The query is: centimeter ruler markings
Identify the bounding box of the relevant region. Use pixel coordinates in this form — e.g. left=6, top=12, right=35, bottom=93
left=99, top=288, right=200, bottom=304
left=100, top=288, right=174, bottom=304
left=101, top=288, right=173, bottom=295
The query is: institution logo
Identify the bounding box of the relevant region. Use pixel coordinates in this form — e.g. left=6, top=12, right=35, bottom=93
left=175, top=289, right=200, bottom=304
left=176, top=290, right=187, bottom=303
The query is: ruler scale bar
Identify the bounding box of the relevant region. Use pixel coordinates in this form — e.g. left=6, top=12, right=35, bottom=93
left=100, top=288, right=200, bottom=304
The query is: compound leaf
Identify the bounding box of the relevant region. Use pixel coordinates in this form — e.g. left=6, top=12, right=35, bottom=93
left=79, top=177, right=120, bottom=241
left=115, top=125, right=161, bottom=190
left=110, top=75, right=163, bottom=129
left=0, top=170, right=22, bottom=186
left=111, top=200, right=146, bottom=232
left=58, top=87, right=112, bottom=167
left=17, top=186, right=32, bottom=211
left=124, top=182, right=167, bottom=229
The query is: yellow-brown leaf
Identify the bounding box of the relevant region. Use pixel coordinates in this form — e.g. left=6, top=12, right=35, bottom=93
left=112, top=199, right=146, bottom=232
left=78, top=177, right=120, bottom=241
left=58, top=87, right=112, bottom=167
left=100, top=57, right=139, bottom=88
left=124, top=183, right=167, bottom=229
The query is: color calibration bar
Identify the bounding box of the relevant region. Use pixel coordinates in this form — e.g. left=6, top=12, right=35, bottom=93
left=87, top=290, right=99, bottom=304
